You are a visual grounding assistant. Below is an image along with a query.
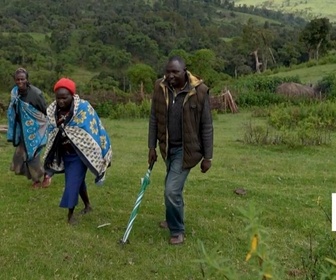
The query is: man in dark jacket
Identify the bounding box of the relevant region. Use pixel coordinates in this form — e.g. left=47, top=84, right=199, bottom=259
left=148, top=56, right=213, bottom=245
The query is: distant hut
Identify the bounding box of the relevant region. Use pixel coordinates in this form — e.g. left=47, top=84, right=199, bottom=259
left=275, top=82, right=319, bottom=98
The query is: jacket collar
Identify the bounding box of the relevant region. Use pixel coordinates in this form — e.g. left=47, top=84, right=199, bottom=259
left=160, top=71, right=203, bottom=91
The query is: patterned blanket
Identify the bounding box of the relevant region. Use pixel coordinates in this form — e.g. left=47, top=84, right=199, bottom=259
left=44, top=95, right=112, bottom=185
left=7, top=86, right=48, bottom=161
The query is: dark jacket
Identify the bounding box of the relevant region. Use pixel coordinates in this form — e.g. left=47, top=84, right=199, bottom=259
left=148, top=71, right=213, bottom=169
left=18, top=84, right=47, bottom=115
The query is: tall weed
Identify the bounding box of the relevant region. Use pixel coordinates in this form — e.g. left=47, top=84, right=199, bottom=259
left=243, top=102, right=336, bottom=147
left=95, top=100, right=151, bottom=119
left=300, top=200, right=336, bottom=279
left=197, top=204, right=282, bottom=279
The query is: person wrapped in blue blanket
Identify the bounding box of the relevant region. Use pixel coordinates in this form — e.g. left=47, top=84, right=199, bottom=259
left=7, top=68, right=52, bottom=188
left=44, top=78, right=112, bottom=224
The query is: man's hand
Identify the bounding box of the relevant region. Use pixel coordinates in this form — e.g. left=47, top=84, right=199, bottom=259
left=201, top=159, right=212, bottom=173
left=148, top=148, right=158, bottom=164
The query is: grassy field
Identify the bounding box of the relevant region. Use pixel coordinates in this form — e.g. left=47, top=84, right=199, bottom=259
left=71, top=68, right=99, bottom=85
left=271, top=63, right=336, bottom=84
left=234, top=0, right=336, bottom=22
left=0, top=111, right=335, bottom=279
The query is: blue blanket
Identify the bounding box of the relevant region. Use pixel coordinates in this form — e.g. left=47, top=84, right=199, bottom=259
left=44, top=95, right=112, bottom=185
left=7, top=86, right=47, bottom=161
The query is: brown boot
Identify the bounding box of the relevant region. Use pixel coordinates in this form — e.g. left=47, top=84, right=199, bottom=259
left=159, top=220, right=168, bottom=229
left=169, top=234, right=184, bottom=245
left=42, top=175, right=52, bottom=188
left=32, top=181, right=41, bottom=189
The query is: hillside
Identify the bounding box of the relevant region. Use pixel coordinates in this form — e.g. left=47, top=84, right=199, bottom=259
left=0, top=0, right=334, bottom=102
left=271, top=63, right=336, bottom=84
left=234, top=0, right=336, bottom=23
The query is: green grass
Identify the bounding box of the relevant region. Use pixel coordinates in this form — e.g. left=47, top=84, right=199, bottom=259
left=271, top=63, right=336, bottom=84
left=214, top=9, right=282, bottom=25
left=2, top=32, right=50, bottom=42
left=71, top=68, right=99, bottom=85
left=234, top=0, right=336, bottom=22
left=0, top=112, right=335, bottom=279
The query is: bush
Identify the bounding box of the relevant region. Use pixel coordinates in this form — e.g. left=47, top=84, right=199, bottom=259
left=268, top=102, right=336, bottom=130
left=242, top=103, right=336, bottom=147
left=319, top=53, right=336, bottom=64
left=95, top=100, right=151, bottom=119
left=243, top=121, right=331, bottom=147
left=317, top=73, right=336, bottom=99
left=226, top=75, right=302, bottom=108
left=211, top=109, right=219, bottom=120
left=230, top=75, right=301, bottom=94
left=236, top=91, right=286, bottom=107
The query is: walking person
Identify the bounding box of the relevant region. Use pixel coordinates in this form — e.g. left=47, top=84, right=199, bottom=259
left=148, top=56, right=213, bottom=245
left=7, top=68, right=52, bottom=188
left=43, top=78, right=112, bottom=224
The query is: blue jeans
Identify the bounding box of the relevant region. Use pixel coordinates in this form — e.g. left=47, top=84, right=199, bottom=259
left=60, top=154, right=88, bottom=209
left=164, top=146, right=190, bottom=236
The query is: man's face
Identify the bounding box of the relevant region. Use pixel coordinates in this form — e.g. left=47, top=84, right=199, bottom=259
left=15, top=72, right=28, bottom=90
left=56, top=88, right=73, bottom=109
left=165, top=60, right=186, bottom=89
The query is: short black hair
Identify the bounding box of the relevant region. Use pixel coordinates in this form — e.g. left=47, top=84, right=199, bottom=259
left=14, top=68, right=29, bottom=79
left=167, top=56, right=186, bottom=69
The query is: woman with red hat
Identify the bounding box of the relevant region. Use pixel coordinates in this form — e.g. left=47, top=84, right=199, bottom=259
left=44, top=78, right=112, bottom=224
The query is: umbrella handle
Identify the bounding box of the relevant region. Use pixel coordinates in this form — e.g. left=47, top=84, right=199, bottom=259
left=148, top=160, right=155, bottom=171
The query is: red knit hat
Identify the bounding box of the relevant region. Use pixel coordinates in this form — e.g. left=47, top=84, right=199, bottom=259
left=54, top=78, right=76, bottom=95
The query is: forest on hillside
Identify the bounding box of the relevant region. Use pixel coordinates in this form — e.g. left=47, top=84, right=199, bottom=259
left=0, top=0, right=334, bottom=97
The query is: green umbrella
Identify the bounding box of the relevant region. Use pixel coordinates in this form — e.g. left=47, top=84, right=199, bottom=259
left=120, top=161, right=155, bottom=244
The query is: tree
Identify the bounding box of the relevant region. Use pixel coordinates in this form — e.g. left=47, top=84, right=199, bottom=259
left=0, top=58, right=16, bottom=91
left=300, top=17, right=331, bottom=61
left=124, top=34, right=159, bottom=64
left=127, top=63, right=157, bottom=94
left=189, top=49, right=220, bottom=87
left=50, top=28, right=72, bottom=53
left=277, top=42, right=302, bottom=67
left=242, top=19, right=275, bottom=73
left=242, top=19, right=263, bottom=73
